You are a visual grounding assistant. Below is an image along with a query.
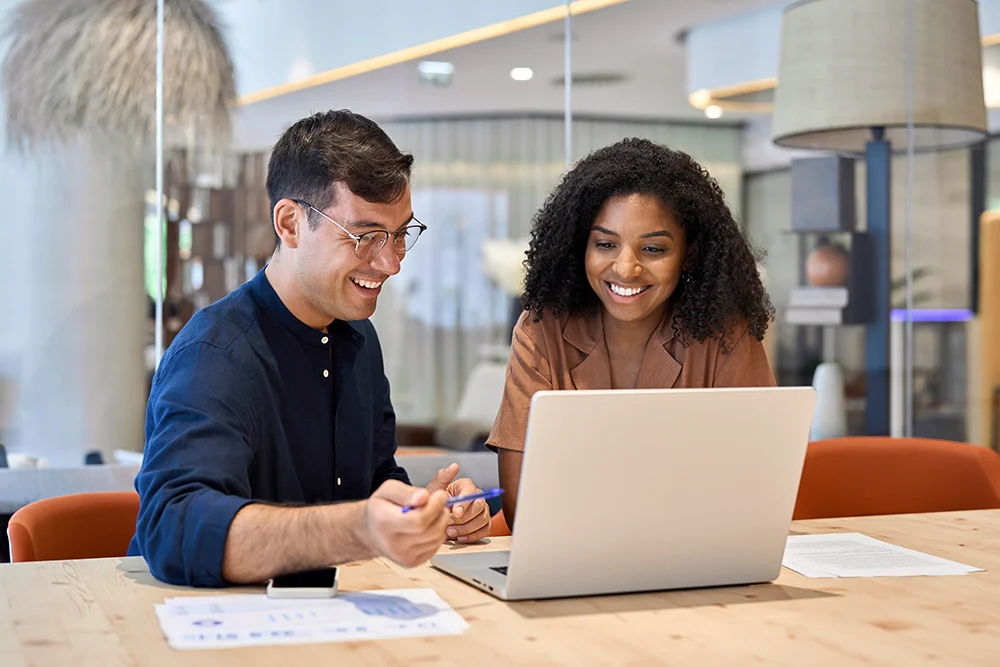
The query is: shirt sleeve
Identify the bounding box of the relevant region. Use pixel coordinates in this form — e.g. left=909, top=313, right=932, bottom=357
left=486, top=311, right=553, bottom=453
left=364, top=321, right=410, bottom=491
left=132, top=343, right=259, bottom=587
left=714, top=326, right=776, bottom=388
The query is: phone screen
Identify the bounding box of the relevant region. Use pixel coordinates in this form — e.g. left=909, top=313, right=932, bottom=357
left=270, top=568, right=338, bottom=589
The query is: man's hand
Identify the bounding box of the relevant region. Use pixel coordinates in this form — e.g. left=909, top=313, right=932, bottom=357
left=427, top=463, right=492, bottom=544
left=362, top=480, right=450, bottom=568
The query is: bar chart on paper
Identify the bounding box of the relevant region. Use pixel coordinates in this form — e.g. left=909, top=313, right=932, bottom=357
left=154, top=589, right=469, bottom=650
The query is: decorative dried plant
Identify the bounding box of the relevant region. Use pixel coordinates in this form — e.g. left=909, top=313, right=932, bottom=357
left=1, top=0, right=236, bottom=153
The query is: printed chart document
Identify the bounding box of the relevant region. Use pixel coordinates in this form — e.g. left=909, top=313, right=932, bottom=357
left=783, top=533, right=983, bottom=578
left=155, top=589, right=468, bottom=650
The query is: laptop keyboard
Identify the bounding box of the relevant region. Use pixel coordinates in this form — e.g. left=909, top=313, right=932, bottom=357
left=490, top=566, right=508, bottom=576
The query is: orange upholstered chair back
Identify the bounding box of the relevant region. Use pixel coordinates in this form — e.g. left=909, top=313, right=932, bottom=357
left=490, top=510, right=512, bottom=537
left=793, top=437, right=1000, bottom=520
left=7, top=491, right=140, bottom=563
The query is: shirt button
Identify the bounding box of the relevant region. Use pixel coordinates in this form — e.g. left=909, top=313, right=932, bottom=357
left=337, top=477, right=342, bottom=486
left=323, top=370, right=329, bottom=378
left=321, top=336, right=329, bottom=344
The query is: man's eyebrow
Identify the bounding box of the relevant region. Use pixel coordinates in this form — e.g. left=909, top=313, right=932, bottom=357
left=345, top=213, right=415, bottom=233
left=343, top=213, right=413, bottom=234
left=343, top=219, right=385, bottom=231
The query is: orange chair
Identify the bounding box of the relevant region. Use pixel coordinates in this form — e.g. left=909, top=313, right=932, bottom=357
left=490, top=509, right=512, bottom=537
left=793, top=437, right=1000, bottom=520
left=7, top=491, right=140, bottom=563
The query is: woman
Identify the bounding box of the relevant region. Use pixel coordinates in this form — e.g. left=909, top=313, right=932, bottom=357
left=488, top=138, right=775, bottom=528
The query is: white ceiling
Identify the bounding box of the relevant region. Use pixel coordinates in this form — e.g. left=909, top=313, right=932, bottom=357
left=231, top=0, right=782, bottom=151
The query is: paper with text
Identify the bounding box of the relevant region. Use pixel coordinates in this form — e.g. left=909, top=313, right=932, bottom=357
left=783, top=533, right=983, bottom=578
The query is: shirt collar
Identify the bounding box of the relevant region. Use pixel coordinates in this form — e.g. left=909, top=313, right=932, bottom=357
left=562, top=304, right=677, bottom=354
left=249, top=268, right=364, bottom=352
left=563, top=305, right=681, bottom=389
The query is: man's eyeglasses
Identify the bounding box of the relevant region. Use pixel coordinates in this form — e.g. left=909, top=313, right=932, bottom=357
left=294, top=199, right=427, bottom=261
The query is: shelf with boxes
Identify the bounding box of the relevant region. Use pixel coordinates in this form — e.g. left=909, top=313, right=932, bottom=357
left=787, top=231, right=875, bottom=326
left=785, top=156, right=875, bottom=327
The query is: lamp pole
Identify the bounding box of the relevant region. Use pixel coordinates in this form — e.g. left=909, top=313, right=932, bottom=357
left=865, top=126, right=891, bottom=436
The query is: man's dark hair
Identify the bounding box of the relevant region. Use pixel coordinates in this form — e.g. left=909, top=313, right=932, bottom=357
left=266, top=109, right=414, bottom=246
left=522, top=137, right=774, bottom=352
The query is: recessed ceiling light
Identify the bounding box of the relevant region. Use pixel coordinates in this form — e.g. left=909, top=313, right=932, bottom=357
left=417, top=61, right=454, bottom=87
left=510, top=67, right=534, bottom=81
left=704, top=104, right=723, bottom=119
left=417, top=61, right=454, bottom=75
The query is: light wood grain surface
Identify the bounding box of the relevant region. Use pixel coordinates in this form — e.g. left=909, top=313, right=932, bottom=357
left=2, top=510, right=1000, bottom=666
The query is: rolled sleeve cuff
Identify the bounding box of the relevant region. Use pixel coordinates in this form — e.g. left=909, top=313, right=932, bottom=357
left=190, top=493, right=255, bottom=587
left=144, top=492, right=256, bottom=588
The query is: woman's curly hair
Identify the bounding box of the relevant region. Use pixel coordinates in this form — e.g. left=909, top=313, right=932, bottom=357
left=522, top=137, right=774, bottom=351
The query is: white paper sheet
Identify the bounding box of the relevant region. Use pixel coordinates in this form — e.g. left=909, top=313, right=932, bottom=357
left=783, top=533, right=983, bottom=578
left=155, top=589, right=468, bottom=650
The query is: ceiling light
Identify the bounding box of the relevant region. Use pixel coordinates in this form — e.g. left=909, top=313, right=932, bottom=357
left=417, top=61, right=454, bottom=75
left=690, top=89, right=712, bottom=108
left=510, top=67, right=534, bottom=81
left=417, top=60, right=454, bottom=87
left=704, top=105, right=723, bottom=119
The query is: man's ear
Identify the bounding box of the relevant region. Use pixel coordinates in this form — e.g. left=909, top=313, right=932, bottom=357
left=272, top=198, right=303, bottom=249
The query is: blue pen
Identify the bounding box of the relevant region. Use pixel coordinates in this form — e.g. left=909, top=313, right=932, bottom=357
left=401, top=487, right=504, bottom=513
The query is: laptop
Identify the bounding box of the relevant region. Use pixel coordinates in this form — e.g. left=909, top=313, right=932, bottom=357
left=431, top=386, right=816, bottom=600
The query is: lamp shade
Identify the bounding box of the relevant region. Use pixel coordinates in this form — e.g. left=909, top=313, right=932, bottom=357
left=2, top=0, right=235, bottom=152
left=772, top=0, right=987, bottom=152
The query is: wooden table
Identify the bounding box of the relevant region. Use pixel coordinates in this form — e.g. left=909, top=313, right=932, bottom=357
left=3, top=510, right=1000, bottom=666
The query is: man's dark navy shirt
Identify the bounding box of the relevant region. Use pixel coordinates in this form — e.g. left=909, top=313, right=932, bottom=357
left=127, top=269, right=409, bottom=586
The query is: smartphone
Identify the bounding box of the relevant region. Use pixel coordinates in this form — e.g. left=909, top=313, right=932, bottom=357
left=266, top=567, right=339, bottom=599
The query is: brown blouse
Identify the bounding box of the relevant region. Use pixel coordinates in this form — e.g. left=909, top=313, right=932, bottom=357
left=487, top=309, right=776, bottom=453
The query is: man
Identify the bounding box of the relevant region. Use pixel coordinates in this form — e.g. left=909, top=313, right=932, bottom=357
left=129, top=110, right=491, bottom=586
